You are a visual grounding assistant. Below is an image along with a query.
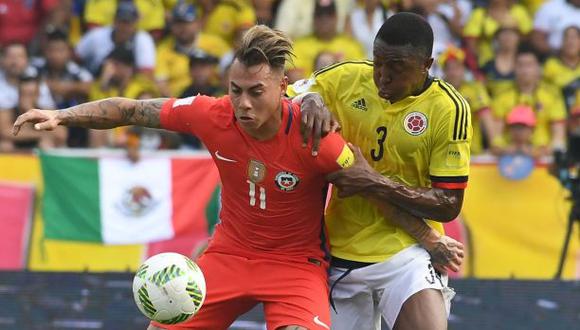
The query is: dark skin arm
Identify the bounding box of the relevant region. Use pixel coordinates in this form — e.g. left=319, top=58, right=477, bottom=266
left=327, top=144, right=464, bottom=222
left=12, top=97, right=167, bottom=134
left=328, top=144, right=464, bottom=272
left=296, top=92, right=341, bottom=156
left=373, top=200, right=464, bottom=273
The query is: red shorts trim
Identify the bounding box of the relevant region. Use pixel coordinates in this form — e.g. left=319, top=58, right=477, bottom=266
left=151, top=252, right=331, bottom=330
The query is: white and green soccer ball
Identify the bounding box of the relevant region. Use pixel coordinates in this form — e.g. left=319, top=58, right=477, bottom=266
left=133, top=252, right=206, bottom=325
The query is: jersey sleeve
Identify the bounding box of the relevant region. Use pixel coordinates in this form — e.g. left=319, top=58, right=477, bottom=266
left=311, top=132, right=355, bottom=174
left=287, top=68, right=340, bottom=117
left=159, top=95, right=218, bottom=137
left=429, top=97, right=472, bottom=189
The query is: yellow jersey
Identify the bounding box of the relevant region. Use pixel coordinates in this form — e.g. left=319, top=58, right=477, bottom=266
left=155, top=34, right=231, bottom=97
left=83, top=0, right=168, bottom=32
left=288, top=61, right=472, bottom=262
left=90, top=74, right=159, bottom=101
left=480, top=60, right=516, bottom=98
left=201, top=0, right=256, bottom=47
left=543, top=57, right=580, bottom=90
left=458, top=81, right=491, bottom=155
left=492, top=82, right=567, bottom=147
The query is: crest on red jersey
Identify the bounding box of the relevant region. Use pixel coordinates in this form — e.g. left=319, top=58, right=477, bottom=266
left=248, top=159, right=266, bottom=183
left=403, top=111, right=428, bottom=136
left=275, top=171, right=300, bottom=191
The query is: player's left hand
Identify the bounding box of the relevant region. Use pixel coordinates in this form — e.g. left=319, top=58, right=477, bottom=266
left=327, top=143, right=378, bottom=198
left=423, top=235, right=464, bottom=274
left=299, top=92, right=341, bottom=156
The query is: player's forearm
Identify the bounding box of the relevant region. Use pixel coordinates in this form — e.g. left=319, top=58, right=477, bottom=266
left=57, top=97, right=166, bottom=129
left=373, top=201, right=440, bottom=245
left=364, top=172, right=463, bottom=222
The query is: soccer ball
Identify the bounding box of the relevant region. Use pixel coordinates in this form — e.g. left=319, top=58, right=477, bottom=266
left=132, top=252, right=206, bottom=325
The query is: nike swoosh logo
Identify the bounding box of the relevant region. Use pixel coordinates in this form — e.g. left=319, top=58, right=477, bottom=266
left=313, top=316, right=330, bottom=329
left=214, top=151, right=237, bottom=163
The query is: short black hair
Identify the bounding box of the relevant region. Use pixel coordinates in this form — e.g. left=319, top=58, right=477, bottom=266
left=45, top=27, right=69, bottom=43
left=375, top=12, right=433, bottom=59
left=107, top=46, right=135, bottom=66
left=516, top=42, right=540, bottom=60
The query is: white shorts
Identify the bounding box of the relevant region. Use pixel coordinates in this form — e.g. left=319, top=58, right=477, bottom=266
left=328, top=244, right=455, bottom=330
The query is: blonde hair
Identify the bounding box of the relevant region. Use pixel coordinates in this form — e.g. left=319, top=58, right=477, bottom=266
left=234, top=25, right=294, bottom=71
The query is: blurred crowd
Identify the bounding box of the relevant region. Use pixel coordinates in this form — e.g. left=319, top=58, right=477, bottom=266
left=0, top=0, right=578, bottom=161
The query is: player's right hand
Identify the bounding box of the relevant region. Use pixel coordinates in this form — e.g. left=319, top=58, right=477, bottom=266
left=13, top=109, right=61, bottom=136
left=423, top=235, right=464, bottom=274
left=299, top=92, right=341, bottom=156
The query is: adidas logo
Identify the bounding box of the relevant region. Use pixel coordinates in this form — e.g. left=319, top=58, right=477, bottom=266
left=351, top=98, right=368, bottom=111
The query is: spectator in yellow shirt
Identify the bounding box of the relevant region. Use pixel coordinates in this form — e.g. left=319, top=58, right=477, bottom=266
left=440, top=46, right=494, bottom=155
left=463, top=0, right=532, bottom=67
left=289, top=0, right=365, bottom=82
left=492, top=43, right=567, bottom=157
left=155, top=2, right=231, bottom=97
left=89, top=46, right=160, bottom=147
left=83, top=0, right=168, bottom=40
left=480, top=22, right=520, bottom=98
left=198, top=0, right=257, bottom=48
left=543, top=26, right=580, bottom=111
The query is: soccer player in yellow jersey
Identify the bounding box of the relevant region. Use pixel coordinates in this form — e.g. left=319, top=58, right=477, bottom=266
left=289, top=13, right=470, bottom=330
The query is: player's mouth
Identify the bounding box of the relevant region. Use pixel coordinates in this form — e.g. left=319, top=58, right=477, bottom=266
left=238, top=115, right=254, bottom=121
left=378, top=89, right=391, bottom=99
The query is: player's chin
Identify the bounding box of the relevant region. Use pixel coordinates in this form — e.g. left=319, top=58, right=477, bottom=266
left=237, top=117, right=258, bottom=128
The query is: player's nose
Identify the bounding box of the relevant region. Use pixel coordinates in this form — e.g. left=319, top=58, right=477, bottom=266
left=238, top=95, right=252, bottom=111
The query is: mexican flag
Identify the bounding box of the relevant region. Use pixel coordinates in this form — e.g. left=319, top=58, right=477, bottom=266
left=40, top=150, right=220, bottom=245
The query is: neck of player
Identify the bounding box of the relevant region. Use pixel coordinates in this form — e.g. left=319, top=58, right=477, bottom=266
left=410, top=74, right=431, bottom=99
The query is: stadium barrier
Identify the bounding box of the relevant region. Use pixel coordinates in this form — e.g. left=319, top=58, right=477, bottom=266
left=0, top=151, right=578, bottom=279
left=0, top=271, right=578, bottom=330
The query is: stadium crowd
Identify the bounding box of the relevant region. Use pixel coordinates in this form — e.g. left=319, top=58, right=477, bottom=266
left=0, top=0, right=578, bottom=161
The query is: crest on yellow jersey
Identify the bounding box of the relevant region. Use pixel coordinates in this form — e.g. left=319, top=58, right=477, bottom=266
left=404, top=112, right=428, bottom=136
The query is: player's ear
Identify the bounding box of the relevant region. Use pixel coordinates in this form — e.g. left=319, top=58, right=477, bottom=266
left=424, top=57, right=434, bottom=72
left=280, top=76, right=289, bottom=97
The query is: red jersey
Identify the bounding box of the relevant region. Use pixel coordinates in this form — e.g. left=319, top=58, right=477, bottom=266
left=0, top=0, right=58, bottom=44
left=160, top=95, right=353, bottom=262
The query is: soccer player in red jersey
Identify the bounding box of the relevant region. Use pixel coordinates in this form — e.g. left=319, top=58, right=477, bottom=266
left=13, top=25, right=462, bottom=330
left=14, top=25, right=349, bottom=330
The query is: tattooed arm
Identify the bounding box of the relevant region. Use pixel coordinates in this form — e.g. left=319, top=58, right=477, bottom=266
left=12, top=97, right=167, bottom=135
left=327, top=143, right=464, bottom=222
left=372, top=200, right=464, bottom=273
